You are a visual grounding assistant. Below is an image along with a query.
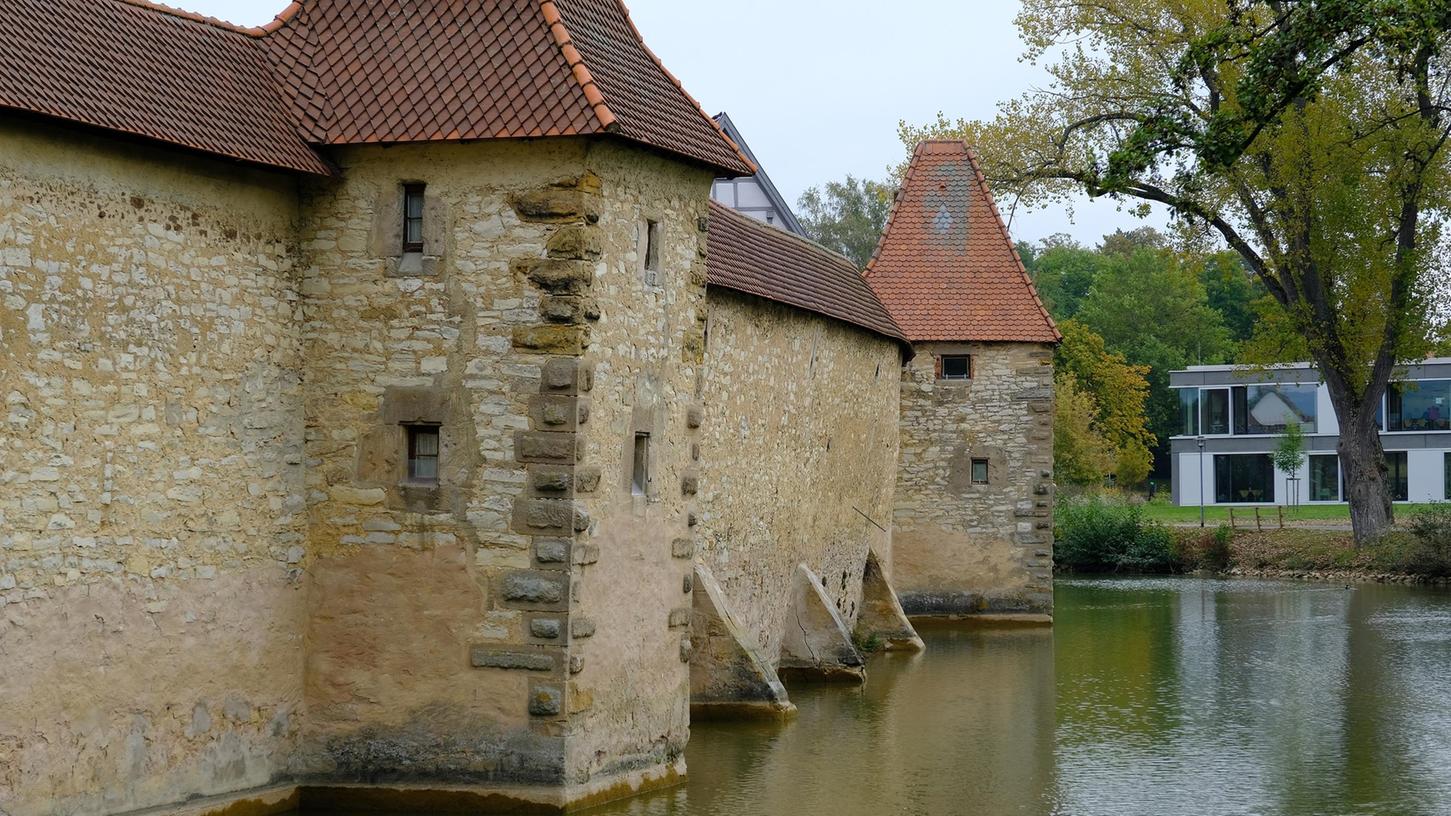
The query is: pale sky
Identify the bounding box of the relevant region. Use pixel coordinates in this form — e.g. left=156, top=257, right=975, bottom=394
left=178, top=0, right=1164, bottom=247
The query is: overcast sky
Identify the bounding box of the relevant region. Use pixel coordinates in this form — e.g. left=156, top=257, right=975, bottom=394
left=181, top=0, right=1163, bottom=246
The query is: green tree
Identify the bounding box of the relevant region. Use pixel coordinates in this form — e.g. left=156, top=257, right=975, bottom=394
left=1273, top=420, right=1308, bottom=481
left=1055, top=320, right=1156, bottom=485
left=902, top=0, right=1451, bottom=542
left=796, top=175, right=896, bottom=269
left=1075, top=248, right=1233, bottom=464
left=1196, top=252, right=1267, bottom=345
left=1054, top=373, right=1116, bottom=486
left=1026, top=237, right=1101, bottom=319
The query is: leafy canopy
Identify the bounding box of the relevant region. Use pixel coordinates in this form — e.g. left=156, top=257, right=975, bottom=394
left=796, top=175, right=896, bottom=269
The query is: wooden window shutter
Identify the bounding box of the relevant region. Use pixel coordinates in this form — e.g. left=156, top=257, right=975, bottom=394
left=934, top=354, right=943, bottom=379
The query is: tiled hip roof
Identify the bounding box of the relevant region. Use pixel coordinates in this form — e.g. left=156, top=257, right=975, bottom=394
left=864, top=141, right=1060, bottom=344
left=707, top=201, right=908, bottom=347
left=0, top=0, right=753, bottom=177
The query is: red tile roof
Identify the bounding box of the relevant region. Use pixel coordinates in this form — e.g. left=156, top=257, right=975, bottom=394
left=707, top=201, right=909, bottom=347
left=0, top=0, right=752, bottom=177
left=865, top=141, right=1060, bottom=344
left=0, top=0, right=331, bottom=174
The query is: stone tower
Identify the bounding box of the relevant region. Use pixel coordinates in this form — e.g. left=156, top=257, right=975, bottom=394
left=865, top=141, right=1061, bottom=619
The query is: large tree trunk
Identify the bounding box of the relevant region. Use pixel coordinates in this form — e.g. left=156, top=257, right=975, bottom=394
left=1337, top=415, right=1393, bottom=544
left=1322, top=365, right=1395, bottom=545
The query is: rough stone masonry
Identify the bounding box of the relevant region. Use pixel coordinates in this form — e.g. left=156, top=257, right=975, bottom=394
left=0, top=2, right=1053, bottom=814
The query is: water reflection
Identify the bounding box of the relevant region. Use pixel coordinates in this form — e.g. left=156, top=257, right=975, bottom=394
left=579, top=578, right=1451, bottom=816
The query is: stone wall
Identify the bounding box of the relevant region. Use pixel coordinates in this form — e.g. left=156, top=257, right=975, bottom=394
left=294, top=137, right=710, bottom=805
left=0, top=120, right=308, bottom=815
left=892, top=342, right=1055, bottom=616
left=697, top=290, right=902, bottom=661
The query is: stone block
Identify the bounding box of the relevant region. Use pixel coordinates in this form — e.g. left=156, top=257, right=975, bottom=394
left=528, top=682, right=563, bottom=716
left=529, top=617, right=563, bottom=640
left=469, top=647, right=555, bottom=672
left=515, top=431, right=576, bottom=464
left=515, top=258, right=594, bottom=294
left=668, top=607, right=691, bottom=629
left=512, top=325, right=588, bottom=355
left=501, top=570, right=569, bottom=609
left=685, top=405, right=704, bottom=429
left=570, top=617, right=596, bottom=639
left=508, top=188, right=599, bottom=224
left=571, top=544, right=599, bottom=566
left=534, top=538, right=570, bottom=564
left=671, top=538, right=694, bottom=559
left=512, top=499, right=577, bottom=536
left=531, top=395, right=578, bottom=431
left=545, top=225, right=603, bottom=260
left=528, top=465, right=573, bottom=495
left=680, top=471, right=699, bottom=496
left=539, top=295, right=600, bottom=324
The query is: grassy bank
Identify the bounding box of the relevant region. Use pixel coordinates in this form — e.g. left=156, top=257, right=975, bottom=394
left=1057, top=495, right=1451, bottom=581
left=1140, top=499, right=1440, bottom=525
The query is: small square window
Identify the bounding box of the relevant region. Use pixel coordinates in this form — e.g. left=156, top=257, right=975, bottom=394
left=940, top=355, right=971, bottom=380
left=406, top=424, right=440, bottom=484
left=643, top=220, right=661, bottom=285
left=403, top=183, right=426, bottom=253
left=971, top=458, right=989, bottom=485
left=632, top=433, right=650, bottom=495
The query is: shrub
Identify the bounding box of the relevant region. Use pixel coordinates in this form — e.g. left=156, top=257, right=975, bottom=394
left=1396, top=505, right=1451, bottom=577
left=1055, top=495, right=1180, bottom=573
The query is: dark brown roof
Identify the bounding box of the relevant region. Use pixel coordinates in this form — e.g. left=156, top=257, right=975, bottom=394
left=865, top=141, right=1060, bottom=344
left=707, top=201, right=908, bottom=347
left=0, top=0, right=752, bottom=177
left=0, top=0, right=331, bottom=174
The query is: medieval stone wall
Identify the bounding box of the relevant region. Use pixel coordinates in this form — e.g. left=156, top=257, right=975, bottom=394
left=697, top=289, right=902, bottom=662
left=294, top=137, right=710, bottom=804
left=892, top=342, right=1055, bottom=616
left=0, top=120, right=308, bottom=815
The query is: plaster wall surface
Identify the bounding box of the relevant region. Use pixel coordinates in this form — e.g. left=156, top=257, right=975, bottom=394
left=697, top=290, right=902, bottom=661
left=892, top=342, right=1055, bottom=616
left=0, top=120, right=309, bottom=816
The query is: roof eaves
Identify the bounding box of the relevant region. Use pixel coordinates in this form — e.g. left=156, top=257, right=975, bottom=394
left=610, top=1, right=754, bottom=177
left=539, top=0, right=619, bottom=132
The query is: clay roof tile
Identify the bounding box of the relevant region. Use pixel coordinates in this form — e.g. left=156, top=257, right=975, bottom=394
left=864, top=141, right=1060, bottom=344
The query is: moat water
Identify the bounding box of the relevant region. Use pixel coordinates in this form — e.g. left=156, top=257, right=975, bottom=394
left=581, top=577, right=1451, bottom=816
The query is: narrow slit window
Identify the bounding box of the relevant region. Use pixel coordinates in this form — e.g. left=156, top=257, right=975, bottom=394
left=406, top=424, right=440, bottom=484
left=632, top=432, right=650, bottom=495
left=403, top=183, right=426, bottom=253
left=971, top=458, right=989, bottom=485
left=643, top=220, right=661, bottom=285
left=941, top=355, right=971, bottom=380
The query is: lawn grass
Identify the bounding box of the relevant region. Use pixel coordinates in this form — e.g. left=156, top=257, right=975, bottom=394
left=1139, top=499, right=1440, bottom=525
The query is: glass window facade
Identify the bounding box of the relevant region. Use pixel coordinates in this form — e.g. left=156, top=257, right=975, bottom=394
left=1215, top=454, right=1275, bottom=503
left=1202, top=388, right=1230, bottom=435
left=1309, top=455, right=1340, bottom=502
left=1386, top=451, right=1409, bottom=502
left=1386, top=381, right=1451, bottom=431
left=1180, top=389, right=1200, bottom=436
left=1233, top=384, right=1317, bottom=434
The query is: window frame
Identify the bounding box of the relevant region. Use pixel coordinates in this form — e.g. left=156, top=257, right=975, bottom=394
left=402, top=183, right=426, bottom=254
left=643, top=219, right=661, bottom=286
left=404, top=423, right=441, bottom=485
left=970, top=458, right=990, bottom=485
left=632, top=432, right=651, bottom=496
left=939, top=354, right=972, bottom=381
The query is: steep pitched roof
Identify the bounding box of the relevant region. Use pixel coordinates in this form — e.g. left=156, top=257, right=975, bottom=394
left=711, top=112, right=806, bottom=236
left=865, top=141, right=1060, bottom=344
left=707, top=201, right=908, bottom=348
left=0, top=0, right=331, bottom=174
left=0, top=0, right=752, bottom=177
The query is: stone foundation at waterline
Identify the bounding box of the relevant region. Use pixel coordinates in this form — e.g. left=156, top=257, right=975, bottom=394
left=892, top=342, right=1056, bottom=617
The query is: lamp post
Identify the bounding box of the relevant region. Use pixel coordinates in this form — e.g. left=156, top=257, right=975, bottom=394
left=1197, top=435, right=1206, bottom=528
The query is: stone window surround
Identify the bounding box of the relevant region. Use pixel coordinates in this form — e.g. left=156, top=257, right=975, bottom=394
left=638, top=214, right=664, bottom=289
left=374, top=178, right=447, bottom=277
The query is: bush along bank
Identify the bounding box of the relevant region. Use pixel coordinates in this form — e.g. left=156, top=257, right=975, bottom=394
left=1056, top=495, right=1451, bottom=584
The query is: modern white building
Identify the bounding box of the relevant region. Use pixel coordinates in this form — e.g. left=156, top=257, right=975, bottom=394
left=1170, top=360, right=1451, bottom=506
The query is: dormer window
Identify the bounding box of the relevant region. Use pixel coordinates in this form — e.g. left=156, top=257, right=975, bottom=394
left=403, top=183, right=426, bottom=253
